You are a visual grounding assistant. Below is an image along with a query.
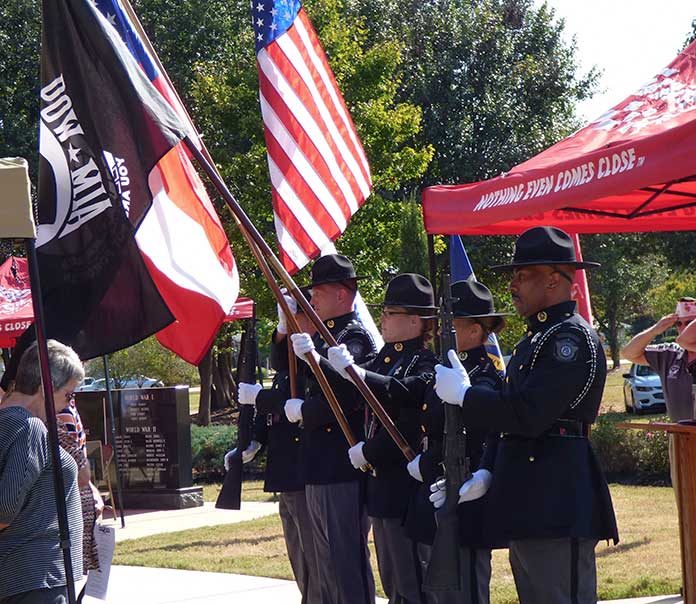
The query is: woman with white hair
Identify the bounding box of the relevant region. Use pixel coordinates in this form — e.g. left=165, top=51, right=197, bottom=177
left=0, top=340, right=84, bottom=604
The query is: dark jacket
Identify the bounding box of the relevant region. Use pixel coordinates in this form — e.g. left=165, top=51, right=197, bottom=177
left=300, top=312, right=377, bottom=485
left=403, top=346, right=504, bottom=547
left=461, top=301, right=619, bottom=543
left=253, top=335, right=305, bottom=493
left=360, top=338, right=437, bottom=519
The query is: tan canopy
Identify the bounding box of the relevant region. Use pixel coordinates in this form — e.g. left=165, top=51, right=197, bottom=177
left=0, top=158, right=36, bottom=239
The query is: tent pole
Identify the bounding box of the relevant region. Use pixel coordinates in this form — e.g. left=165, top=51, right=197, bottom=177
left=102, top=355, right=126, bottom=528
left=25, top=238, right=76, bottom=604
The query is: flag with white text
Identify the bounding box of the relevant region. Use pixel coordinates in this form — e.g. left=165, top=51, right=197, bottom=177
left=38, top=0, right=238, bottom=363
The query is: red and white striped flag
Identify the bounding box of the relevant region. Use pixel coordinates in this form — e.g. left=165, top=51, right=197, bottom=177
left=253, top=0, right=372, bottom=273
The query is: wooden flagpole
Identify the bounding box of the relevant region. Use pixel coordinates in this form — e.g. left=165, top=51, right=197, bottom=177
left=119, top=0, right=414, bottom=461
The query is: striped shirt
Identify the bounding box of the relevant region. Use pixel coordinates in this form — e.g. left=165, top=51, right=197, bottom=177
left=0, top=405, right=83, bottom=598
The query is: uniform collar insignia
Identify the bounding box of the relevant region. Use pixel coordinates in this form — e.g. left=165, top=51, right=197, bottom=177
left=527, top=301, right=576, bottom=334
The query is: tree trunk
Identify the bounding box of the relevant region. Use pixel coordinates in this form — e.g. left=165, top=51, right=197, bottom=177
left=608, top=311, right=621, bottom=370
left=211, top=356, right=231, bottom=410
left=197, top=347, right=213, bottom=426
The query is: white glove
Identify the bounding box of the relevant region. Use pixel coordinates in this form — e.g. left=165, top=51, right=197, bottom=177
left=238, top=382, right=262, bottom=406
left=429, top=478, right=447, bottom=509
left=428, top=469, right=493, bottom=508
left=406, top=454, right=423, bottom=482
left=291, top=333, right=320, bottom=364
left=348, top=441, right=368, bottom=469
left=458, top=469, right=493, bottom=502
left=327, top=344, right=366, bottom=383
left=224, top=440, right=262, bottom=470
left=285, top=398, right=304, bottom=423
left=277, top=293, right=297, bottom=335
left=435, top=349, right=471, bottom=406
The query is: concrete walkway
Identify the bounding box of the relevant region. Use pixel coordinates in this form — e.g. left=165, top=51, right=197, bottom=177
left=81, top=566, right=681, bottom=604
left=83, top=502, right=681, bottom=604
left=101, top=501, right=279, bottom=542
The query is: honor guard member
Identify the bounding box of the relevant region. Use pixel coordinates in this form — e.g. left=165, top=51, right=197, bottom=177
left=227, top=287, right=325, bottom=604
left=287, top=254, right=378, bottom=604
left=327, top=278, right=508, bottom=604
left=323, top=273, right=439, bottom=604
left=434, top=227, right=618, bottom=604
left=423, top=279, right=508, bottom=604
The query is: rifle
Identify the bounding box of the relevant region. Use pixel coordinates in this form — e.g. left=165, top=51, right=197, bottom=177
left=216, top=316, right=258, bottom=510
left=423, top=272, right=472, bottom=592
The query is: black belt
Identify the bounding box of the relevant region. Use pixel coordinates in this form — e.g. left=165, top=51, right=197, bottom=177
left=502, top=419, right=588, bottom=440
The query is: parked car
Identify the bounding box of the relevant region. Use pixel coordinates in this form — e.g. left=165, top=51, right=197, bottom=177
left=85, top=375, right=164, bottom=390
left=119, top=375, right=164, bottom=389
left=623, top=363, right=666, bottom=414
left=76, top=376, right=96, bottom=392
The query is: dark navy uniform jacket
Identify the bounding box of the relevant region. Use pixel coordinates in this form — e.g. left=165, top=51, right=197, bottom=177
left=300, top=311, right=377, bottom=485
left=461, top=301, right=619, bottom=543
left=253, top=335, right=305, bottom=493
left=356, top=337, right=437, bottom=519
left=362, top=345, right=503, bottom=548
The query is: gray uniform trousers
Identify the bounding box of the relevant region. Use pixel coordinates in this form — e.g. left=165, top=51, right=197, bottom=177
left=279, top=490, right=325, bottom=604
left=372, top=517, right=426, bottom=604
left=305, top=481, right=376, bottom=604
left=509, top=538, right=599, bottom=604
left=416, top=543, right=492, bottom=604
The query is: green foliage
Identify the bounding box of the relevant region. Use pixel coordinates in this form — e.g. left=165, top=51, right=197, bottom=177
left=585, top=234, right=666, bottom=365
left=91, top=336, right=200, bottom=386
left=591, top=416, right=670, bottom=481
left=397, top=197, right=428, bottom=276
left=190, top=423, right=237, bottom=476
left=647, top=271, right=696, bottom=318
left=0, top=0, right=40, bottom=175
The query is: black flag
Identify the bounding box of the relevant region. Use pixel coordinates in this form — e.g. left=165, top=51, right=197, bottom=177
left=38, top=0, right=187, bottom=358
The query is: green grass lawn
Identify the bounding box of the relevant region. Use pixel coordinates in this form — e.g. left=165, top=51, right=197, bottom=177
left=115, top=483, right=680, bottom=602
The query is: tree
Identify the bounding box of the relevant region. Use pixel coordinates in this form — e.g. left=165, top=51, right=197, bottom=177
left=585, top=235, right=665, bottom=369
left=90, top=336, right=199, bottom=386
left=398, top=196, right=429, bottom=276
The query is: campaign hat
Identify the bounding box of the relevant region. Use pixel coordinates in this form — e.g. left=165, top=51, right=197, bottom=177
left=373, top=273, right=438, bottom=317
left=451, top=278, right=511, bottom=319
left=307, top=254, right=366, bottom=287
left=491, top=226, right=600, bottom=271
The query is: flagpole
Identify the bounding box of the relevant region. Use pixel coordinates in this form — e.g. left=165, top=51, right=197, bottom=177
left=184, top=137, right=415, bottom=462
left=102, top=355, right=126, bottom=528
left=25, top=238, right=77, bottom=604
left=118, top=0, right=413, bottom=461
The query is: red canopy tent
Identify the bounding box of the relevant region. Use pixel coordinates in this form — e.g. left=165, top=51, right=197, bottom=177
left=423, top=40, right=696, bottom=236
left=0, top=256, right=33, bottom=348
left=224, top=297, right=254, bottom=322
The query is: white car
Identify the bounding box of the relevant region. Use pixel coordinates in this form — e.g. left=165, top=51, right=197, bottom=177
left=623, top=363, right=666, bottom=415
left=76, top=376, right=96, bottom=392
left=86, top=375, right=164, bottom=390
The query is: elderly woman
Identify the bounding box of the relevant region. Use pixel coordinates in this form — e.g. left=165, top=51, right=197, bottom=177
left=0, top=340, right=84, bottom=604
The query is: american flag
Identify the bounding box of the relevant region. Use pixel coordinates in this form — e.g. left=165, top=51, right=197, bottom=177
left=253, top=0, right=372, bottom=273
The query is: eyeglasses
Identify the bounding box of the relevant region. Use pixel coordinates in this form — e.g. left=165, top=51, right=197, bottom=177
left=65, top=391, right=75, bottom=403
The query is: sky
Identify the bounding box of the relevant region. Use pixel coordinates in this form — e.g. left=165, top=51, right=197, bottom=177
left=535, top=0, right=695, bottom=123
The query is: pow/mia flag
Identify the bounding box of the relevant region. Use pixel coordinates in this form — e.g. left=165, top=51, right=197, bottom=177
left=38, top=0, right=237, bottom=360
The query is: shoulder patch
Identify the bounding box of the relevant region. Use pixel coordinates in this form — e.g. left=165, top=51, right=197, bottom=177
left=554, top=337, right=580, bottom=362
left=346, top=339, right=365, bottom=358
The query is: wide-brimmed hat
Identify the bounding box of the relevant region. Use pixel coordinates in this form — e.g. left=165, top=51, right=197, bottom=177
left=307, top=254, right=366, bottom=288
left=451, top=279, right=511, bottom=319
left=491, top=226, right=600, bottom=271
left=370, top=273, right=438, bottom=317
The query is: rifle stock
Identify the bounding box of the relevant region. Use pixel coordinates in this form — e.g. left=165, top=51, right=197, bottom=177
left=424, top=273, right=472, bottom=592
left=216, top=318, right=258, bottom=510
